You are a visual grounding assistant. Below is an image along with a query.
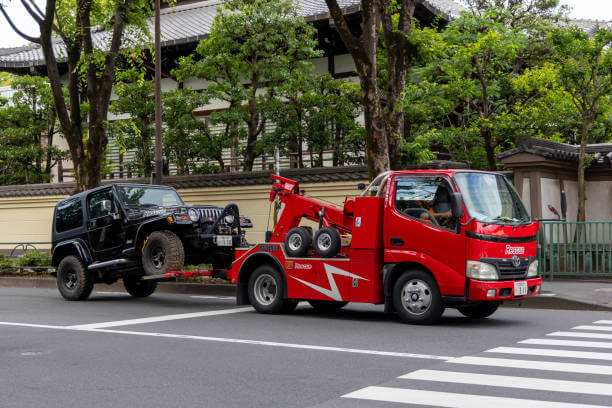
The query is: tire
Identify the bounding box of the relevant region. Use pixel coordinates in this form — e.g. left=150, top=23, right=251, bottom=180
left=56, top=255, right=93, bottom=301
left=248, top=265, right=293, bottom=314
left=393, top=270, right=444, bottom=325
left=285, top=227, right=312, bottom=257
left=142, top=230, right=185, bottom=276
left=457, top=302, right=500, bottom=319
left=307, top=300, right=348, bottom=312
left=313, top=227, right=341, bottom=258
left=123, top=277, right=158, bottom=298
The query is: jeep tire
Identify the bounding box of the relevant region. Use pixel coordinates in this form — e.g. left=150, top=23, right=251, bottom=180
left=56, top=255, right=94, bottom=301
left=142, top=230, right=185, bottom=276
left=123, top=277, right=158, bottom=298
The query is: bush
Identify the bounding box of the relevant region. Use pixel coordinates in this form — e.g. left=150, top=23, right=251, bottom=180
left=16, top=250, right=51, bottom=267
left=0, top=253, right=14, bottom=272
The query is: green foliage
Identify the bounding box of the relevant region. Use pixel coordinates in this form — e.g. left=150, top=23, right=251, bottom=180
left=0, top=253, right=13, bottom=272
left=16, top=251, right=51, bottom=267
left=0, top=76, right=68, bottom=185
left=176, top=0, right=321, bottom=170
left=0, top=72, right=13, bottom=86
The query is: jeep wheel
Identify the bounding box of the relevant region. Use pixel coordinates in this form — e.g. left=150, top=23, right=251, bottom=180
left=142, top=231, right=185, bottom=276
left=56, top=256, right=93, bottom=301
left=123, top=277, right=157, bottom=298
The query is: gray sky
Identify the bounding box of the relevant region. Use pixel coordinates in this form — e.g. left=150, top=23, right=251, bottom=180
left=0, top=0, right=611, bottom=48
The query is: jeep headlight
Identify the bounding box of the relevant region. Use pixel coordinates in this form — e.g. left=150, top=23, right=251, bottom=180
left=527, top=260, right=539, bottom=278
left=224, top=215, right=234, bottom=225
left=466, top=261, right=499, bottom=280
left=187, top=208, right=200, bottom=222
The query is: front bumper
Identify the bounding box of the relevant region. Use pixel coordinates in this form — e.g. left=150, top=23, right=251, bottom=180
left=469, top=277, right=542, bottom=301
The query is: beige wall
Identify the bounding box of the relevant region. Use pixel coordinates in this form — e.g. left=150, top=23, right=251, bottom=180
left=0, top=181, right=367, bottom=251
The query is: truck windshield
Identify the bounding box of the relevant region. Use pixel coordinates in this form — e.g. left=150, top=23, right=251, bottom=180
left=454, top=172, right=529, bottom=224
left=118, top=186, right=183, bottom=207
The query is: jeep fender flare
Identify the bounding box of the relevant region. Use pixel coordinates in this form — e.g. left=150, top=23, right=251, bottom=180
left=236, top=251, right=287, bottom=306
left=51, top=239, right=93, bottom=268
left=134, top=217, right=175, bottom=252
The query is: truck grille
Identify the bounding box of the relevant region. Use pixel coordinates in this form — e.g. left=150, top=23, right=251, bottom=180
left=199, top=208, right=222, bottom=220
left=481, top=257, right=531, bottom=280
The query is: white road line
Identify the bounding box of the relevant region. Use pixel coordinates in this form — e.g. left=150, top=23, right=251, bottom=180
left=341, top=386, right=609, bottom=408
left=548, top=331, right=612, bottom=340
left=520, top=338, right=612, bottom=349
left=594, top=320, right=612, bottom=325
left=449, top=356, right=612, bottom=375
left=67, top=307, right=253, bottom=329
left=0, top=321, right=451, bottom=360
left=399, top=370, right=612, bottom=396
left=487, top=346, right=612, bottom=361
left=573, top=325, right=612, bottom=332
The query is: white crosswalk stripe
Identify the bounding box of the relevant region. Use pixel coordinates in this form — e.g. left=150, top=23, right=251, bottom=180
left=341, top=319, right=612, bottom=407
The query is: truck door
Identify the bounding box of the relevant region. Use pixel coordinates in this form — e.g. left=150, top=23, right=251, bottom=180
left=384, top=175, right=466, bottom=296
left=86, top=188, right=125, bottom=261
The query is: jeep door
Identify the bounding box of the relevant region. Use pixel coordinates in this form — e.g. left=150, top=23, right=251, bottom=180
left=86, top=188, right=125, bottom=261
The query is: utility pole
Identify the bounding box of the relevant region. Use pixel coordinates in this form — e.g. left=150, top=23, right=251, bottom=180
left=154, top=0, right=163, bottom=185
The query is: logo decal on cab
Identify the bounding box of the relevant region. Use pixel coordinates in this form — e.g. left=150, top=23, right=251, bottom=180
left=505, top=245, right=525, bottom=255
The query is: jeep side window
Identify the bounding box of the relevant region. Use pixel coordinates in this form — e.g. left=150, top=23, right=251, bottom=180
left=56, top=198, right=83, bottom=233
left=88, top=190, right=114, bottom=219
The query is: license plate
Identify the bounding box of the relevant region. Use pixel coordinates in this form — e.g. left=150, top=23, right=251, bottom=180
left=215, top=235, right=233, bottom=247
left=514, top=281, right=528, bottom=296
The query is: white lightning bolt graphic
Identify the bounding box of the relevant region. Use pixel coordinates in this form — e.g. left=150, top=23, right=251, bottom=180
left=289, top=264, right=369, bottom=301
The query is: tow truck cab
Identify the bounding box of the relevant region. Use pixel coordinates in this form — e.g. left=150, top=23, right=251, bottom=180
left=230, top=169, right=542, bottom=324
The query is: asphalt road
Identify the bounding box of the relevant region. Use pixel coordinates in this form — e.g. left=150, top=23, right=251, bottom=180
left=1, top=287, right=612, bottom=408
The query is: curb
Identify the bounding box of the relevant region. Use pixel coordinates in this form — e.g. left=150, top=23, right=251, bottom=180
left=1, top=276, right=610, bottom=311
left=0, top=276, right=236, bottom=297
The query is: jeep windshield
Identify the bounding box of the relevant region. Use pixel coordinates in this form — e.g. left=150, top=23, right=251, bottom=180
left=453, top=172, right=529, bottom=224
left=117, top=186, right=184, bottom=208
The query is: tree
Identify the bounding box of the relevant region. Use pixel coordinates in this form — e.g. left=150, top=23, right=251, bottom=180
left=262, top=72, right=364, bottom=167
left=324, top=0, right=424, bottom=177
left=551, top=25, right=611, bottom=222
left=109, top=69, right=155, bottom=177
left=0, top=75, right=67, bottom=184
left=0, top=0, right=152, bottom=190
left=176, top=0, right=320, bottom=171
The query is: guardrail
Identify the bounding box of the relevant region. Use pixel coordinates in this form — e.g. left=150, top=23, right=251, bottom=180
left=538, top=221, right=612, bottom=279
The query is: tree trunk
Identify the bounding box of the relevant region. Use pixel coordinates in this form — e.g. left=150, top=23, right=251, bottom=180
left=481, top=125, right=497, bottom=171
left=360, top=70, right=389, bottom=178
left=576, top=120, right=591, bottom=223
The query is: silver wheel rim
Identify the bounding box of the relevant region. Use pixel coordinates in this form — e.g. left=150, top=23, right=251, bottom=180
left=253, top=273, right=278, bottom=306
left=317, top=233, right=332, bottom=251
left=288, top=233, right=303, bottom=252
left=401, top=279, right=432, bottom=315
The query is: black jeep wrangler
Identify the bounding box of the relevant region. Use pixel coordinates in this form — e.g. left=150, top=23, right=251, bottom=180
left=51, top=183, right=252, bottom=300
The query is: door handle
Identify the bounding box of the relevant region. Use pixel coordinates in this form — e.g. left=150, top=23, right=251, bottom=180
left=390, top=237, right=404, bottom=246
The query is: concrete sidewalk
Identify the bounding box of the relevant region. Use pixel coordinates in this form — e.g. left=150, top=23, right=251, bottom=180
left=1, top=275, right=611, bottom=311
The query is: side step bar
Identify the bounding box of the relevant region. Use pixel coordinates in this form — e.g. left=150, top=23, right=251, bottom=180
left=88, top=258, right=131, bottom=270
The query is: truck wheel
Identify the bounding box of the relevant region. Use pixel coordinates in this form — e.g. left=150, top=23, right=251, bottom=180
left=285, top=227, right=312, bottom=257
left=313, top=227, right=341, bottom=258
left=393, top=270, right=444, bottom=325
left=142, top=230, right=184, bottom=276
left=248, top=265, right=292, bottom=314
left=123, top=277, right=158, bottom=298
left=308, top=300, right=348, bottom=312
left=56, top=256, right=93, bottom=301
left=457, top=302, right=500, bottom=319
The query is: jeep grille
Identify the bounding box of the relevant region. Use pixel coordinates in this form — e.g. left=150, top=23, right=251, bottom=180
left=199, top=208, right=222, bottom=220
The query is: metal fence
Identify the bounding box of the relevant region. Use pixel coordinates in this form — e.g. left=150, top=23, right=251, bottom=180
left=538, top=221, right=612, bottom=279
left=0, top=242, right=52, bottom=274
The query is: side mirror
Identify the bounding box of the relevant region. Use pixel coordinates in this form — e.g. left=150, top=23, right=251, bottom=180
left=451, top=192, right=464, bottom=219
left=101, top=199, right=112, bottom=213
left=357, top=183, right=366, bottom=190
left=548, top=204, right=560, bottom=219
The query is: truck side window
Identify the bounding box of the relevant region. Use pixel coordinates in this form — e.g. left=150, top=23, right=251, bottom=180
left=55, top=199, right=83, bottom=233
left=88, top=190, right=114, bottom=219
left=395, top=177, right=458, bottom=232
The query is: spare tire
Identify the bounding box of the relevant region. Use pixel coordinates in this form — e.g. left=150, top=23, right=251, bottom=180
left=313, top=227, right=341, bottom=258
left=141, top=230, right=184, bottom=276
left=284, top=227, right=312, bottom=257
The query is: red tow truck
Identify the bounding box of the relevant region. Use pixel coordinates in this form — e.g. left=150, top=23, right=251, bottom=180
left=228, top=170, right=542, bottom=324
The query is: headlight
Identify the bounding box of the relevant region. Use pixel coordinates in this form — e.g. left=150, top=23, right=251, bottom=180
left=187, top=208, right=200, bottom=222
left=466, top=261, right=499, bottom=280
left=527, top=260, right=539, bottom=277
left=224, top=215, right=235, bottom=225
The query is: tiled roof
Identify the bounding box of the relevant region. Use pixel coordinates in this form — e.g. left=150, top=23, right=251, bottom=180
left=498, top=137, right=612, bottom=165
left=0, top=0, right=463, bottom=68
